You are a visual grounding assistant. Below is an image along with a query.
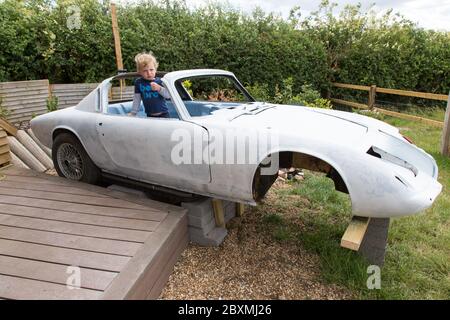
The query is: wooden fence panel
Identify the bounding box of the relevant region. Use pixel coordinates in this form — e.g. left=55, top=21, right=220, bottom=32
left=51, top=83, right=99, bottom=109
left=441, top=93, right=450, bottom=157
left=0, top=80, right=49, bottom=125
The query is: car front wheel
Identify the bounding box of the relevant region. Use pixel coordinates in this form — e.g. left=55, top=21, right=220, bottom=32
left=52, top=132, right=101, bottom=184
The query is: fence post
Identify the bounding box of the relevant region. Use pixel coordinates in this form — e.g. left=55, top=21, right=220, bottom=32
left=441, top=92, right=450, bottom=157
left=368, top=85, right=376, bottom=110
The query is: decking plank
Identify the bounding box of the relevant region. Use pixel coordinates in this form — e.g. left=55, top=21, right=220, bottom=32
left=0, top=195, right=167, bottom=221
left=0, top=214, right=152, bottom=242
left=0, top=238, right=130, bottom=272
left=0, top=186, right=153, bottom=211
left=128, top=218, right=188, bottom=299
left=1, top=173, right=75, bottom=186
left=102, top=213, right=187, bottom=299
left=148, top=231, right=189, bottom=299
left=0, top=256, right=117, bottom=291
left=0, top=180, right=110, bottom=198
left=0, top=225, right=141, bottom=256
left=2, top=167, right=186, bottom=214
left=0, top=203, right=158, bottom=231
left=0, top=275, right=101, bottom=300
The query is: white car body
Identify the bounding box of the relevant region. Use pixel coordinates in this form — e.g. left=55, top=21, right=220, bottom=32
left=31, top=69, right=442, bottom=218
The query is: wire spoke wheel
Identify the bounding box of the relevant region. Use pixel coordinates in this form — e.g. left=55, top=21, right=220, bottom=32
left=56, top=143, right=84, bottom=180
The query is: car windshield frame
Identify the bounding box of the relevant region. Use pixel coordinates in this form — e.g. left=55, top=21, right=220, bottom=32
left=174, top=74, right=256, bottom=118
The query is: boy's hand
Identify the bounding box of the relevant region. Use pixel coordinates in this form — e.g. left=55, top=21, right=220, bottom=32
left=150, top=82, right=161, bottom=92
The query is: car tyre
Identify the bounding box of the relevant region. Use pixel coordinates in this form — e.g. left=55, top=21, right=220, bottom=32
left=52, top=132, right=101, bottom=184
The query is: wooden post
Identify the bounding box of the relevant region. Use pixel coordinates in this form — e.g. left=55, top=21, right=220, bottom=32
left=0, top=129, right=11, bottom=167
left=368, top=85, right=376, bottom=110
left=111, top=3, right=124, bottom=98
left=212, top=199, right=225, bottom=228
left=236, top=203, right=245, bottom=217
left=341, top=216, right=370, bottom=251
left=441, top=92, right=450, bottom=157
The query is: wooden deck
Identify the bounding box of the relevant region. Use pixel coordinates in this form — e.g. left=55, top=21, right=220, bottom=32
left=0, top=166, right=188, bottom=299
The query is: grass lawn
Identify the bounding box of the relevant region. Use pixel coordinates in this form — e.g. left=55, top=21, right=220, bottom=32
left=255, top=110, right=450, bottom=299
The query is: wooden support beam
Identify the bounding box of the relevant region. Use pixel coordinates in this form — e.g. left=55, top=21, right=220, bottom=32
left=236, top=203, right=245, bottom=217
left=374, top=107, right=444, bottom=128
left=332, top=82, right=448, bottom=101
left=376, top=87, right=448, bottom=101
left=212, top=199, right=225, bottom=228
left=368, top=85, right=376, bottom=110
left=341, top=216, right=370, bottom=251
left=330, top=98, right=369, bottom=110
left=441, top=92, right=450, bottom=157
left=0, top=118, right=17, bottom=137
left=332, top=83, right=371, bottom=91
left=111, top=3, right=125, bottom=98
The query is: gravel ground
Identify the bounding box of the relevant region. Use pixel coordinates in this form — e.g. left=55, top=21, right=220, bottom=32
left=160, top=181, right=354, bottom=300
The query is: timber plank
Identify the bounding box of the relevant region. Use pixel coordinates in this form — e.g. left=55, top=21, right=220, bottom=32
left=0, top=256, right=117, bottom=291
left=0, top=180, right=110, bottom=198
left=0, top=225, right=141, bottom=256
left=102, top=213, right=187, bottom=299
left=147, top=230, right=189, bottom=299
left=0, top=119, right=17, bottom=137
left=0, top=144, right=10, bottom=154
left=0, top=153, right=10, bottom=166
left=341, top=216, right=370, bottom=251
left=0, top=275, right=101, bottom=300
left=0, top=203, right=158, bottom=231
left=0, top=137, right=8, bottom=147
left=3, top=167, right=185, bottom=214
left=0, top=195, right=166, bottom=221
left=0, top=214, right=152, bottom=242
left=0, top=238, right=130, bottom=272
left=332, top=82, right=371, bottom=91
left=0, top=186, right=153, bottom=211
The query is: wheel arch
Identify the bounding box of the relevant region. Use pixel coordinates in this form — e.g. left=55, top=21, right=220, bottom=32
left=52, top=126, right=93, bottom=159
left=251, top=149, right=352, bottom=203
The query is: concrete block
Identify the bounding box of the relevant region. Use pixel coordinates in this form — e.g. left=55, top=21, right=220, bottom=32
left=358, top=218, right=390, bottom=266
left=186, top=209, right=214, bottom=229
left=189, top=227, right=228, bottom=247
left=181, top=198, right=214, bottom=218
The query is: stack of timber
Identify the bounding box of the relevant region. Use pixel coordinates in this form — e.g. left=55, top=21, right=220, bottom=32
left=0, top=128, right=11, bottom=168
left=0, top=118, right=53, bottom=172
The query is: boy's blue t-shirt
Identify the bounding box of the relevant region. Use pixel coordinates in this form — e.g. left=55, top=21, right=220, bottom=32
left=134, top=77, right=168, bottom=115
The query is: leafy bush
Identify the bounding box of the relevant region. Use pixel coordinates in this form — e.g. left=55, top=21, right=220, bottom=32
left=246, top=77, right=332, bottom=109
left=46, top=95, right=59, bottom=112
left=0, top=95, right=10, bottom=118
left=0, top=0, right=448, bottom=102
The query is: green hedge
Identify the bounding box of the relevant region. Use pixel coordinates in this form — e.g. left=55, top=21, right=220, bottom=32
left=0, top=0, right=449, bottom=96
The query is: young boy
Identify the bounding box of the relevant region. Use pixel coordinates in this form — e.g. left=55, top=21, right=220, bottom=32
left=129, top=52, right=170, bottom=118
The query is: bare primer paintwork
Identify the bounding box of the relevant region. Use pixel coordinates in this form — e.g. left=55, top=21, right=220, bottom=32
left=31, top=69, right=442, bottom=218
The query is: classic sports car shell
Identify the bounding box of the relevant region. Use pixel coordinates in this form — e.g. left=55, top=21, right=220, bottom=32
left=31, top=69, right=442, bottom=218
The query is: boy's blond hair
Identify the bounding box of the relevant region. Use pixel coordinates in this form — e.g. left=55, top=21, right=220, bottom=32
left=135, top=52, right=159, bottom=71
